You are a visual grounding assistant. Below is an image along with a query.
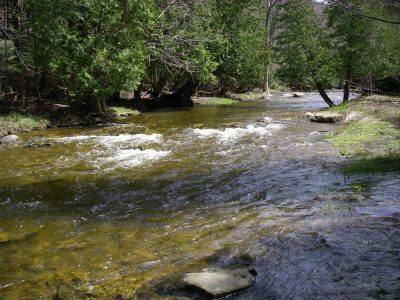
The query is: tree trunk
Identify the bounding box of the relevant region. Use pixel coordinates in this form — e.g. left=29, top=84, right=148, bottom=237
left=21, top=67, right=26, bottom=109
left=173, top=79, right=198, bottom=102
left=343, top=70, right=351, bottom=102
left=100, top=97, right=106, bottom=113
left=263, top=62, right=270, bottom=95
left=89, top=96, right=105, bottom=114
left=134, top=84, right=142, bottom=101
left=316, top=83, right=335, bottom=107
left=123, top=0, right=128, bottom=22
left=219, top=80, right=228, bottom=96
left=152, top=75, right=168, bottom=98
left=262, top=0, right=278, bottom=94
left=263, top=8, right=271, bottom=95
left=343, top=80, right=350, bottom=103
left=161, top=79, right=198, bottom=107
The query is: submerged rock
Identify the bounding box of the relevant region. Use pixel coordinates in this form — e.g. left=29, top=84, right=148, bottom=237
left=181, top=267, right=256, bottom=298
left=24, top=143, right=53, bottom=148
left=305, top=112, right=343, bottom=123
left=262, top=117, right=274, bottom=124
left=0, top=135, right=19, bottom=144
left=223, top=123, right=242, bottom=128
left=192, top=123, right=205, bottom=129
left=293, top=92, right=305, bottom=98
left=281, top=93, right=293, bottom=98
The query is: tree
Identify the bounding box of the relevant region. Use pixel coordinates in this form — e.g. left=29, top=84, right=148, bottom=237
left=263, top=0, right=279, bottom=95
left=275, top=0, right=337, bottom=107
left=144, top=0, right=217, bottom=104
left=327, top=0, right=400, bottom=99
left=27, top=0, right=156, bottom=113
left=211, top=0, right=267, bottom=94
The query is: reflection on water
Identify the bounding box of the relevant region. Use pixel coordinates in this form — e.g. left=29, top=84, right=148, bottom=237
left=0, top=92, right=399, bottom=299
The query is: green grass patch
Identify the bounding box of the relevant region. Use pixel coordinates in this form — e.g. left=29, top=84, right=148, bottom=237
left=329, top=101, right=352, bottom=114
left=198, top=97, right=239, bottom=105
left=329, top=119, right=399, bottom=156
left=0, top=112, right=50, bottom=137
left=110, top=106, right=140, bottom=116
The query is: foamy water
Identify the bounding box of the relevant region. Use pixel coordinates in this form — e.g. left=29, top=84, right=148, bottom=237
left=55, top=134, right=162, bottom=146
left=103, top=149, right=171, bottom=168
left=191, top=124, right=284, bottom=142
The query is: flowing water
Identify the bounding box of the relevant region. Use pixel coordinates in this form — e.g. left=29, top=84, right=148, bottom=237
left=0, top=93, right=399, bottom=299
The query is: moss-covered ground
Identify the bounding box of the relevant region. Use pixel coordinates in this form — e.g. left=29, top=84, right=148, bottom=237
left=328, top=95, right=400, bottom=173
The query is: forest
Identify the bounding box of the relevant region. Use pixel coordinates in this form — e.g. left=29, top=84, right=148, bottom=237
left=1, top=0, right=399, bottom=116
left=1, top=1, right=400, bottom=300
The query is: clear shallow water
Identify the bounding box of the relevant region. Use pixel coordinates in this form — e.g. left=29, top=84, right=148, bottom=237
left=0, top=92, right=399, bottom=299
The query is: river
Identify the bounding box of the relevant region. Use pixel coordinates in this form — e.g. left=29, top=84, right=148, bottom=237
left=0, top=92, right=399, bottom=299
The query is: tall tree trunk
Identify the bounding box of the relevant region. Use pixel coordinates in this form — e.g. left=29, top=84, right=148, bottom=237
left=343, top=80, right=350, bottom=103
left=316, top=83, right=335, bottom=107
left=88, top=95, right=106, bottom=114
left=343, top=69, right=351, bottom=102
left=3, top=0, right=9, bottom=98
left=134, top=84, right=142, bottom=101
left=100, top=96, right=106, bottom=113
left=123, top=0, right=128, bottom=22
left=263, top=62, right=270, bottom=95
left=21, top=67, right=26, bottom=109
left=262, top=0, right=278, bottom=94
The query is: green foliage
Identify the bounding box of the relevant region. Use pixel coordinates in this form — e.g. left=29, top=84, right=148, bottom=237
left=149, top=1, right=218, bottom=84
left=327, top=0, right=400, bottom=86
left=274, top=0, right=337, bottom=90
left=27, top=0, right=155, bottom=98
left=211, top=0, right=267, bottom=88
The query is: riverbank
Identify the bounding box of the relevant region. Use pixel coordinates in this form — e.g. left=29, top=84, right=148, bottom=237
left=0, top=96, right=241, bottom=139
left=327, top=94, right=400, bottom=159
left=326, top=95, right=400, bottom=173
left=0, top=113, right=50, bottom=137
left=0, top=106, right=144, bottom=139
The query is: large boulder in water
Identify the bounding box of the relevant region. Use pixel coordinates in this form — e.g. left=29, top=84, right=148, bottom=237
left=0, top=135, right=19, bottom=144
left=181, top=267, right=256, bottom=298
left=305, top=112, right=343, bottom=123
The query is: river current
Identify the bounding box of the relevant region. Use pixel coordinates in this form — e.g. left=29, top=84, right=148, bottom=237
left=0, top=92, right=399, bottom=299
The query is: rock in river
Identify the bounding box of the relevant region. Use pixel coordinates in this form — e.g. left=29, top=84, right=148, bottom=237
left=293, top=92, right=305, bottom=98
left=281, top=93, right=293, bottom=98
left=0, top=135, right=19, bottom=144
left=181, top=267, right=256, bottom=298
left=192, top=123, right=205, bottom=129
left=305, top=112, right=343, bottom=123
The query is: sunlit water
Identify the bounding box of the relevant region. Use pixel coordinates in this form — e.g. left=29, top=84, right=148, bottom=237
left=0, top=92, right=399, bottom=299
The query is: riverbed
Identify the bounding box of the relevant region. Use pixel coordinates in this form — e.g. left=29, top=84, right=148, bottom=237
left=0, top=92, right=399, bottom=299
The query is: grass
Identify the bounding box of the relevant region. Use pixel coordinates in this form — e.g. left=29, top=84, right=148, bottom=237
left=230, top=88, right=283, bottom=101
left=328, top=95, right=400, bottom=173
left=110, top=106, right=141, bottom=116
left=329, top=119, right=400, bottom=156
left=196, top=97, right=239, bottom=105
left=0, top=112, right=50, bottom=137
